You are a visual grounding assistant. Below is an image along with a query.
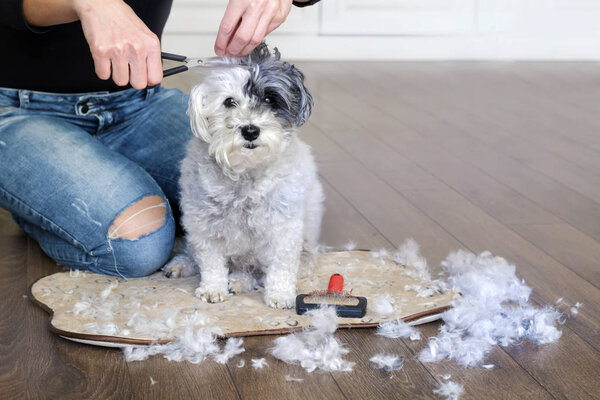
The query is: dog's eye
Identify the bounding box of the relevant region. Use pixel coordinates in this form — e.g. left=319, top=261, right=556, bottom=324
left=223, top=97, right=237, bottom=108
left=263, top=94, right=280, bottom=109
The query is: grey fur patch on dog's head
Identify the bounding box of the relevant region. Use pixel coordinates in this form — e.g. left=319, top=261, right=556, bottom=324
left=239, top=43, right=313, bottom=127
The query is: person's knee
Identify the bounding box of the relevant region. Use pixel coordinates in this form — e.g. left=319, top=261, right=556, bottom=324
left=105, top=195, right=175, bottom=277
left=123, top=245, right=172, bottom=277
left=108, top=195, right=167, bottom=240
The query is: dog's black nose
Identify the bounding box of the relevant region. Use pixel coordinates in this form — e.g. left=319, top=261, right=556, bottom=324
left=241, top=125, right=260, bottom=141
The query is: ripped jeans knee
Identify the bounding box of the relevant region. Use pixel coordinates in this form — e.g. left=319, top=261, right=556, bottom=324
left=101, top=195, right=175, bottom=278
left=108, top=195, right=167, bottom=240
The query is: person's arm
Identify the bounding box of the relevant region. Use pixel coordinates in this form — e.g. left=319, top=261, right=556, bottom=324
left=0, top=0, right=56, bottom=30
left=214, top=0, right=321, bottom=57
left=19, top=0, right=162, bottom=89
left=22, top=0, right=79, bottom=27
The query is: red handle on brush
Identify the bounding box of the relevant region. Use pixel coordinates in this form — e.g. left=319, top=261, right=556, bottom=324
left=327, top=273, right=344, bottom=293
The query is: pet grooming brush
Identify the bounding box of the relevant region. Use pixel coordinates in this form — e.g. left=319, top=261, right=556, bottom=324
left=296, top=273, right=367, bottom=318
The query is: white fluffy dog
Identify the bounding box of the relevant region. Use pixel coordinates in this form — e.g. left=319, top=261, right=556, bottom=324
left=164, top=44, right=324, bottom=309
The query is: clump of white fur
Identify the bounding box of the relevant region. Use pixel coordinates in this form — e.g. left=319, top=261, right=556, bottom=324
left=433, top=380, right=464, bottom=400
left=125, top=311, right=179, bottom=338
left=213, top=338, right=245, bottom=364
left=377, top=319, right=421, bottom=341
left=251, top=358, right=268, bottom=369
left=83, top=322, right=119, bottom=336
left=123, top=326, right=222, bottom=363
left=123, top=327, right=246, bottom=365
left=419, top=250, right=563, bottom=368
left=393, top=239, right=431, bottom=282
left=371, top=294, right=395, bottom=317
left=68, top=276, right=205, bottom=340
left=369, top=354, right=404, bottom=371
left=390, top=239, right=447, bottom=297
left=270, top=306, right=354, bottom=372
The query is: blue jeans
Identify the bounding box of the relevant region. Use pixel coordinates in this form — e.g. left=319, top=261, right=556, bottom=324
left=0, top=85, right=192, bottom=277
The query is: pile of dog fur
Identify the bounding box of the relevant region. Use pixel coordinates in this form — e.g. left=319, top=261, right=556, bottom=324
left=120, top=239, right=577, bottom=400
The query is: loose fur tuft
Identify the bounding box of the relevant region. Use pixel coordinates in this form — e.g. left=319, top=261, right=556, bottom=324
left=418, top=250, right=563, bottom=368
left=433, top=381, right=464, bottom=400
left=270, top=306, right=354, bottom=372
left=369, top=354, right=404, bottom=371
left=377, top=319, right=422, bottom=341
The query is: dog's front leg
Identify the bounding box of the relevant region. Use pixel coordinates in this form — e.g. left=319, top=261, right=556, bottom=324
left=194, top=244, right=230, bottom=303
left=260, top=225, right=303, bottom=309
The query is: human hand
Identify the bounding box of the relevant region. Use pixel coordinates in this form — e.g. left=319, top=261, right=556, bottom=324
left=214, top=0, right=293, bottom=57
left=74, top=0, right=163, bottom=89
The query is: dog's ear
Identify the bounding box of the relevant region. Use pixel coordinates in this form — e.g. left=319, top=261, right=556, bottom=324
left=187, top=84, right=211, bottom=142
left=290, top=66, right=313, bottom=127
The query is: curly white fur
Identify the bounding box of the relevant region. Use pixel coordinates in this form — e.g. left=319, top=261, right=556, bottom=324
left=165, top=45, right=323, bottom=309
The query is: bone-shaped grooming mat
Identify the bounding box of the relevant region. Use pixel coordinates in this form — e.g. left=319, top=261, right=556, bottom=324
left=31, top=251, right=458, bottom=347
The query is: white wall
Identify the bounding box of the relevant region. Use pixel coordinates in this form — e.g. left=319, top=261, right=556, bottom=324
left=162, top=0, right=600, bottom=60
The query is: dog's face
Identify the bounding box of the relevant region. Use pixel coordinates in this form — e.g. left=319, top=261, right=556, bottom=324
left=188, top=44, right=313, bottom=178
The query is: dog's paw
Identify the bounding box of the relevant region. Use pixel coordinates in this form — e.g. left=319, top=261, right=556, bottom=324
left=163, top=255, right=197, bottom=278
left=265, top=291, right=296, bottom=309
left=195, top=285, right=230, bottom=303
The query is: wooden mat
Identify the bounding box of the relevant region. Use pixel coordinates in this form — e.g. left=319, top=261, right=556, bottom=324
left=30, top=251, right=457, bottom=346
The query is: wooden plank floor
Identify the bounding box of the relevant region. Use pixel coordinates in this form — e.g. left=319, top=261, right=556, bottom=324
left=2, top=62, right=600, bottom=399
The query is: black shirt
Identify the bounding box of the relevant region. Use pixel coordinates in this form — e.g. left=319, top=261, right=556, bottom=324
left=0, top=0, right=173, bottom=93
left=0, top=0, right=320, bottom=93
